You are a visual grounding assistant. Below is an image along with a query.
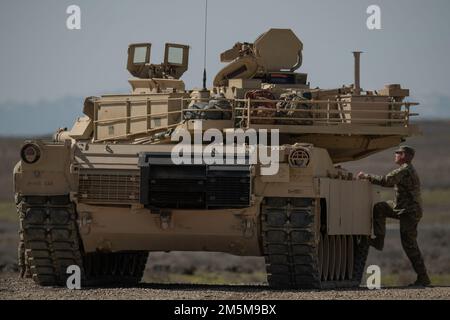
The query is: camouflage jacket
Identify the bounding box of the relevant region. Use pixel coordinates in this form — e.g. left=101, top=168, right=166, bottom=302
left=368, top=163, right=422, bottom=213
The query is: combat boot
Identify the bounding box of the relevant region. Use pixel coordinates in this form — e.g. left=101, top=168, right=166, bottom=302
left=408, top=274, right=431, bottom=287
left=368, top=237, right=384, bottom=251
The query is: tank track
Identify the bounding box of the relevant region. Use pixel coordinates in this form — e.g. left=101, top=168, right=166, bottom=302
left=17, top=195, right=148, bottom=287
left=261, top=197, right=369, bottom=289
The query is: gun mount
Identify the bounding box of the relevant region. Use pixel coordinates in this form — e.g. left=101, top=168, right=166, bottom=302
left=214, top=29, right=307, bottom=87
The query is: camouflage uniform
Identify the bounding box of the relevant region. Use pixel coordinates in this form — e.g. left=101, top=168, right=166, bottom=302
left=367, top=160, right=429, bottom=280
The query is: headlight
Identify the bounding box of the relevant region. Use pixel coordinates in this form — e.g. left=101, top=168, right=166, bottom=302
left=20, top=143, right=41, bottom=164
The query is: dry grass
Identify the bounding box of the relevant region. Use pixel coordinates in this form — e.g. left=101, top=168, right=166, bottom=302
left=0, top=138, right=23, bottom=202
left=0, top=203, right=16, bottom=222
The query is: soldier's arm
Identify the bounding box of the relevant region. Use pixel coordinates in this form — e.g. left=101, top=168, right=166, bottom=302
left=366, top=167, right=406, bottom=187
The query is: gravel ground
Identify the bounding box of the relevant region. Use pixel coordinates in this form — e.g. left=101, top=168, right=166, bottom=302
left=0, top=273, right=449, bottom=300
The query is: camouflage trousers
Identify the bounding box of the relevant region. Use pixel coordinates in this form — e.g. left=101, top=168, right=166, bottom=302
left=373, top=201, right=428, bottom=277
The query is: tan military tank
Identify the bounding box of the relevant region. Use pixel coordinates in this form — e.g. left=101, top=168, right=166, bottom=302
left=14, top=29, right=419, bottom=289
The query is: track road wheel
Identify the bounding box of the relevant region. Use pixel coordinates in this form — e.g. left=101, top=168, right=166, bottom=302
left=17, top=195, right=148, bottom=287
left=262, top=197, right=370, bottom=289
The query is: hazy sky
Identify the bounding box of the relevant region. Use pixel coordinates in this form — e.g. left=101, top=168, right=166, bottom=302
left=1, top=0, right=450, bottom=128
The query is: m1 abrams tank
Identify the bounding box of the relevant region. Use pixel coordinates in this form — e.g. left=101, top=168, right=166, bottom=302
left=14, top=29, right=419, bottom=289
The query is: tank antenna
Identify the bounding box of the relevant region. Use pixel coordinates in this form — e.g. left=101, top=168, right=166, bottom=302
left=202, top=0, right=208, bottom=90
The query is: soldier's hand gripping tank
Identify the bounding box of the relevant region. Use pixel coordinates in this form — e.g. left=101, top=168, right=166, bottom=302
left=357, top=146, right=431, bottom=287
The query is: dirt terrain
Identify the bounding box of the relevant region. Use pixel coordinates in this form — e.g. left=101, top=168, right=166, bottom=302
left=1, top=274, right=449, bottom=300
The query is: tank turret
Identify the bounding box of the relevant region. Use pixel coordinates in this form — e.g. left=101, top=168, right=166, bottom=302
left=210, top=29, right=418, bottom=162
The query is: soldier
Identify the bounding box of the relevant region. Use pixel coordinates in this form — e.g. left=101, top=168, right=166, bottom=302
left=357, top=145, right=431, bottom=287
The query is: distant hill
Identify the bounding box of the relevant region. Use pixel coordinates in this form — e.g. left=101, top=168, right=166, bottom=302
left=0, top=97, right=84, bottom=136
left=415, top=94, right=450, bottom=119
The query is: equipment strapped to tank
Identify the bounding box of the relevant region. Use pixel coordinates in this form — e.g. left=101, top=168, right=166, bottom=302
left=184, top=93, right=232, bottom=120
left=276, top=92, right=313, bottom=125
